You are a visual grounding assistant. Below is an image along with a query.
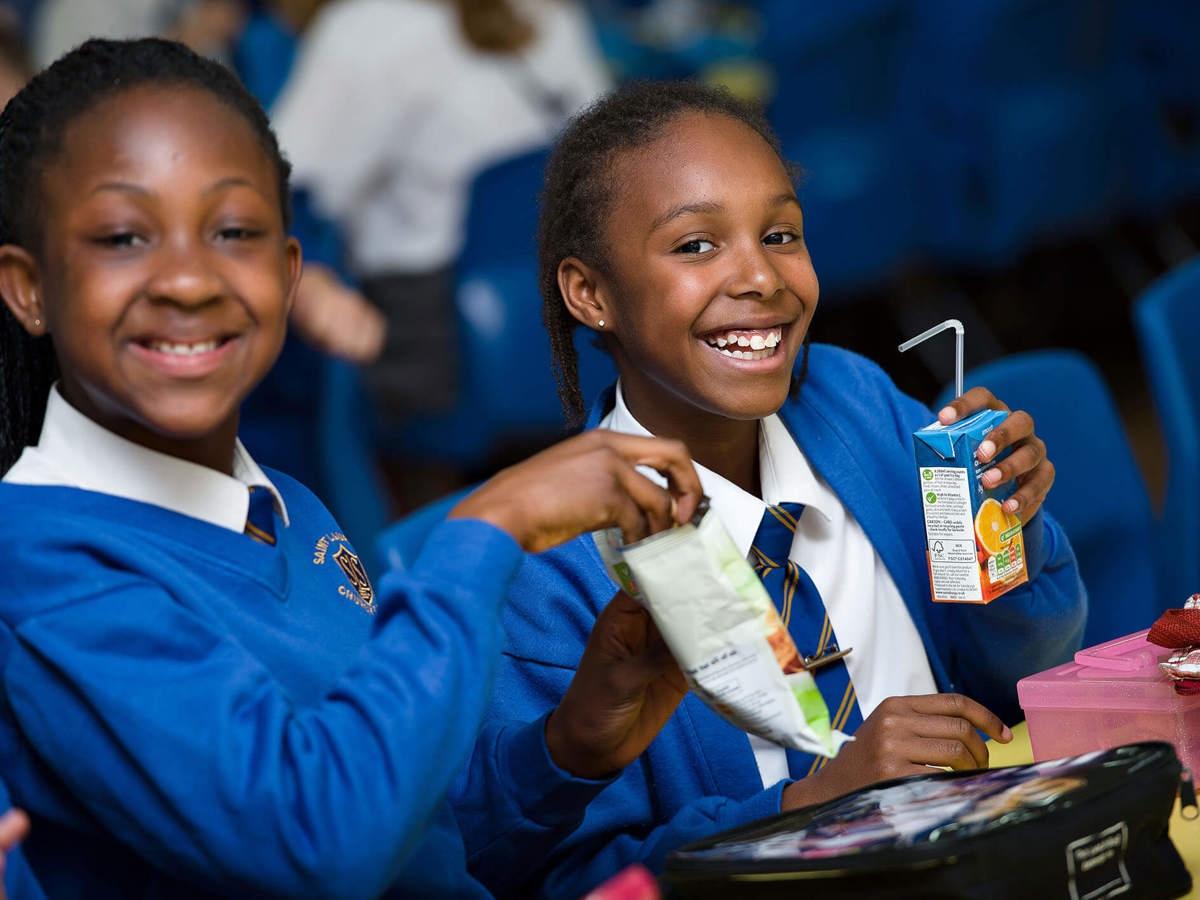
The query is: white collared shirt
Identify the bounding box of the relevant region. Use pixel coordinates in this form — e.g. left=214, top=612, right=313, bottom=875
left=600, top=383, right=936, bottom=788
left=3, top=386, right=289, bottom=534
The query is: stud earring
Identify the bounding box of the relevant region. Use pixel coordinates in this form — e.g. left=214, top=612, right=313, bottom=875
left=597, top=319, right=605, bottom=328
left=33, top=318, right=40, bottom=327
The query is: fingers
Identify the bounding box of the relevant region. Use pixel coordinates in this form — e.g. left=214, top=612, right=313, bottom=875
left=907, top=693, right=1011, bottom=743
left=937, top=386, right=1007, bottom=425
left=595, top=432, right=703, bottom=525
left=0, top=809, right=29, bottom=852
left=975, top=409, right=1034, bottom=464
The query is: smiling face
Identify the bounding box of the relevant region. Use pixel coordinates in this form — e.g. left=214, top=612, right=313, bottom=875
left=581, top=111, right=818, bottom=439
left=2, top=84, right=300, bottom=467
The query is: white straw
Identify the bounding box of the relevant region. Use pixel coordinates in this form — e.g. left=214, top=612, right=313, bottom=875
left=898, top=319, right=965, bottom=399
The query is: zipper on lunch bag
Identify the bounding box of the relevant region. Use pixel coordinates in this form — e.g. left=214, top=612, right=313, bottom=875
left=1180, top=767, right=1197, bottom=820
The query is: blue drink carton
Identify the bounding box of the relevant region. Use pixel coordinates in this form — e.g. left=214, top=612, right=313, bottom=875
left=913, top=409, right=1028, bottom=603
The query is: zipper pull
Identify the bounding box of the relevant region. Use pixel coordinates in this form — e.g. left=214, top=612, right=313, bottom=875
left=1180, top=767, right=1197, bottom=821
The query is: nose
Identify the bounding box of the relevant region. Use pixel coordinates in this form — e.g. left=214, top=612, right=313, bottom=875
left=144, top=236, right=225, bottom=307
left=727, top=238, right=785, bottom=300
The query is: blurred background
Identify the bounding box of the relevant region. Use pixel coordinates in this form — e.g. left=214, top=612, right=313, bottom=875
left=1, top=0, right=1196, bottom=636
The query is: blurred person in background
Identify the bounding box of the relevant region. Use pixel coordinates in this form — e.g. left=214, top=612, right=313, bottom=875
left=31, top=0, right=246, bottom=66
left=0, top=18, right=30, bottom=105
left=269, top=0, right=610, bottom=454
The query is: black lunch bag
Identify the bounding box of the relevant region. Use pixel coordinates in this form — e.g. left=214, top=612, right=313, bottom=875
left=664, top=742, right=1195, bottom=899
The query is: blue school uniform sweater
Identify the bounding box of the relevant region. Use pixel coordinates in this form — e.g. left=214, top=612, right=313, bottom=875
left=0, top=778, right=43, bottom=900
left=0, top=470, right=601, bottom=899
left=454, top=343, right=1087, bottom=899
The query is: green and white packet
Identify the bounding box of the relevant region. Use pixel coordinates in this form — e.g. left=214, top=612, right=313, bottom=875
left=594, top=508, right=849, bottom=757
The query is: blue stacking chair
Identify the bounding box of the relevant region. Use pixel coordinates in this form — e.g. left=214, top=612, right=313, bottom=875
left=907, top=0, right=1124, bottom=267
left=400, top=148, right=617, bottom=470
left=935, top=349, right=1160, bottom=646
left=759, top=0, right=918, bottom=297
left=1111, top=0, right=1200, bottom=216
left=1135, top=258, right=1200, bottom=607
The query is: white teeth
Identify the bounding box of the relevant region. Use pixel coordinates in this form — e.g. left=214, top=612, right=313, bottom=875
left=749, top=334, right=766, bottom=350
left=149, top=340, right=220, bottom=356
left=731, top=349, right=745, bottom=359
left=716, top=337, right=727, bottom=347
left=737, top=335, right=750, bottom=347
left=766, top=332, right=779, bottom=348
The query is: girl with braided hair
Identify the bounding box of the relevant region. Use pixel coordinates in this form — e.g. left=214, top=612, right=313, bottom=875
left=0, top=37, right=704, bottom=898
left=452, top=80, right=1088, bottom=899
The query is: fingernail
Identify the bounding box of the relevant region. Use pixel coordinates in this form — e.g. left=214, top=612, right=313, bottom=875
left=937, top=406, right=956, bottom=424
left=1003, top=498, right=1019, bottom=513
left=982, top=468, right=1001, bottom=486
left=977, top=440, right=995, bottom=460
left=1001, top=725, right=1013, bottom=742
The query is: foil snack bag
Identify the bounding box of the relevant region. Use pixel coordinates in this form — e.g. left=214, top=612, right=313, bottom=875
left=594, top=506, right=845, bottom=757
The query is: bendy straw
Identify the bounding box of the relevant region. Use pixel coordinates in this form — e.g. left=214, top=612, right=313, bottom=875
left=899, top=319, right=964, bottom=399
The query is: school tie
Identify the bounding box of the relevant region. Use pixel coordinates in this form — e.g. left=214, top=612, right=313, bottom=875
left=244, top=485, right=277, bottom=546
left=750, top=502, right=863, bottom=779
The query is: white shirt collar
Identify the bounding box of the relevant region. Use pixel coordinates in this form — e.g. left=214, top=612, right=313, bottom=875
left=3, top=386, right=290, bottom=533
left=599, top=382, right=834, bottom=556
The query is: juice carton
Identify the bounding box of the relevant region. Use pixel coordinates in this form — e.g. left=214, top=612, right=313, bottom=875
left=913, top=409, right=1028, bottom=603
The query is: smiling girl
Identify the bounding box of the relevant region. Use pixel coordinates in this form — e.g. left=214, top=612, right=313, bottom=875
left=453, top=81, right=1087, bottom=899
left=0, top=40, right=704, bottom=898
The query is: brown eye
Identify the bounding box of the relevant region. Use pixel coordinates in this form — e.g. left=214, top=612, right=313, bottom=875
left=763, top=231, right=797, bottom=246
left=674, top=238, right=715, bottom=254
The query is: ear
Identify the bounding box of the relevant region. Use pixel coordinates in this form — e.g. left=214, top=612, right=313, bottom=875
left=0, top=244, right=46, bottom=337
left=283, top=236, right=303, bottom=315
left=558, top=256, right=613, bottom=332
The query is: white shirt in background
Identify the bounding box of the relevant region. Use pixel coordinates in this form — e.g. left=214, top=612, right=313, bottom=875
left=600, top=382, right=937, bottom=788
left=4, top=386, right=289, bottom=533
left=271, top=0, right=611, bottom=277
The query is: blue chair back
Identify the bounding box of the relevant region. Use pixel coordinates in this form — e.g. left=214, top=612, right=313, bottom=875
left=1135, top=258, right=1200, bottom=606
left=400, top=147, right=617, bottom=469
left=935, top=349, right=1160, bottom=645
left=375, top=485, right=475, bottom=573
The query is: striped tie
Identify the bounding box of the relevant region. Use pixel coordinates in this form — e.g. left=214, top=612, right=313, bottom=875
left=244, top=486, right=277, bottom=546
left=751, top=502, right=862, bottom=778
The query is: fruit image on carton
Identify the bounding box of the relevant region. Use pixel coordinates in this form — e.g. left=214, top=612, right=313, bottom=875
left=913, top=409, right=1029, bottom=603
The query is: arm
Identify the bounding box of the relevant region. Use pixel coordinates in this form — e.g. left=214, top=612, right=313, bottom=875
left=896, top=385, right=1086, bottom=720
left=459, top=685, right=790, bottom=900
left=4, top=519, right=521, bottom=900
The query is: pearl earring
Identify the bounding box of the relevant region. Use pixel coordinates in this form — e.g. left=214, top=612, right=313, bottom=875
left=597, top=319, right=605, bottom=328
left=33, top=318, right=40, bottom=327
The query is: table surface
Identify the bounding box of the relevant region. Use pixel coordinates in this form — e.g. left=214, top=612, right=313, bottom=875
left=988, top=722, right=1199, bottom=898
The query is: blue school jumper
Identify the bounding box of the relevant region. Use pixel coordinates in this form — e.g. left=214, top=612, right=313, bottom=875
left=0, top=470, right=601, bottom=899
left=454, top=343, right=1087, bottom=899
left=0, top=778, right=43, bottom=900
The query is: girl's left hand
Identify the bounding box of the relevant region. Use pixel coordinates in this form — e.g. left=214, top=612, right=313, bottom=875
left=937, top=386, right=1055, bottom=523
left=545, top=591, right=688, bottom=780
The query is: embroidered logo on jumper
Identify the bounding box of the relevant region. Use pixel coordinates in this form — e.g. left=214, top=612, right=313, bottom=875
left=313, top=532, right=376, bottom=613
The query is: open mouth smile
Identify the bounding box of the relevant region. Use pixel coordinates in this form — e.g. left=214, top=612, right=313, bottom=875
left=701, top=326, right=784, bottom=360
left=128, top=334, right=240, bottom=375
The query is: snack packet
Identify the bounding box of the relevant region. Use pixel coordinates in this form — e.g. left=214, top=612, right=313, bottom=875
left=594, top=504, right=846, bottom=757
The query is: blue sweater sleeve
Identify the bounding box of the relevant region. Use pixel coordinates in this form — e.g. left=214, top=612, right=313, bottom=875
left=2, top=518, right=520, bottom=900
left=456, top=634, right=792, bottom=899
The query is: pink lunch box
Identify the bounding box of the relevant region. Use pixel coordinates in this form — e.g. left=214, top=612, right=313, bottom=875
left=1017, top=629, right=1200, bottom=772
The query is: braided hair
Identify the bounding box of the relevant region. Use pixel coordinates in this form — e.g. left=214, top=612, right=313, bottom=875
left=539, top=80, right=807, bottom=427
left=0, top=37, right=292, bottom=474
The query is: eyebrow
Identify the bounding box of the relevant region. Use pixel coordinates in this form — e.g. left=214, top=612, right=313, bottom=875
left=87, top=176, right=261, bottom=198
left=648, top=192, right=802, bottom=233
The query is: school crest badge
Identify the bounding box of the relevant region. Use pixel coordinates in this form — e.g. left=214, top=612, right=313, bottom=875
left=313, top=531, right=376, bottom=613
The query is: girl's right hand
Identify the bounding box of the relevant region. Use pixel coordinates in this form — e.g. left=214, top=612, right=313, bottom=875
left=780, top=693, right=1012, bottom=811
left=449, top=430, right=703, bottom=553
left=0, top=806, right=30, bottom=899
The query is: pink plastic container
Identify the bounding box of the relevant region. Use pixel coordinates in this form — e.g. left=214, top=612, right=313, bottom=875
left=1017, top=629, right=1200, bottom=772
